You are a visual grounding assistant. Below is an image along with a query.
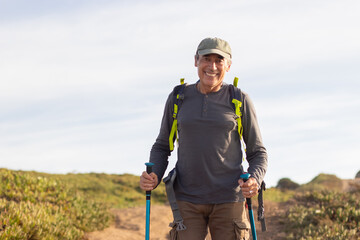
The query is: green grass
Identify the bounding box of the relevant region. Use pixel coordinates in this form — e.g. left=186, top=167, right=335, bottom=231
left=0, top=169, right=113, bottom=239
left=22, top=170, right=167, bottom=208
left=299, top=173, right=343, bottom=192
left=263, top=187, right=295, bottom=203
left=284, top=190, right=360, bottom=239
left=2, top=168, right=358, bottom=239
left=0, top=168, right=168, bottom=239
left=51, top=172, right=167, bottom=208
left=272, top=173, right=360, bottom=239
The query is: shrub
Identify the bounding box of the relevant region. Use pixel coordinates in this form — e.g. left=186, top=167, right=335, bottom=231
left=285, top=190, right=360, bottom=239
left=0, top=169, right=112, bottom=239
left=276, top=178, right=300, bottom=190
left=356, top=170, right=360, bottom=179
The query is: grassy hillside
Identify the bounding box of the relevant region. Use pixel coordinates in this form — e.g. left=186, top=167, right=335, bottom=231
left=29, top=171, right=167, bottom=208
left=0, top=169, right=114, bottom=239
left=0, top=168, right=166, bottom=239
left=267, top=173, right=347, bottom=203
left=1, top=168, right=359, bottom=239
left=299, top=173, right=344, bottom=192
left=285, top=190, right=360, bottom=239
left=274, top=173, right=360, bottom=239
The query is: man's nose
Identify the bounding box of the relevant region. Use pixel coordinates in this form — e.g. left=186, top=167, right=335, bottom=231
left=209, top=61, right=217, bottom=69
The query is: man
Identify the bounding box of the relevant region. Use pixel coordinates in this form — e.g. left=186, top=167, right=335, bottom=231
left=140, top=37, right=267, bottom=240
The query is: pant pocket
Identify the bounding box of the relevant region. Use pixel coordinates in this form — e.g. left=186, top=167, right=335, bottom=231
left=234, top=220, right=250, bottom=240
left=169, top=222, right=178, bottom=240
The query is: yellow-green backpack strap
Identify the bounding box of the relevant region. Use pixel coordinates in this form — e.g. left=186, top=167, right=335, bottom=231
left=233, top=77, right=239, bottom=88
left=232, top=98, right=243, bottom=138
left=168, top=78, right=186, bottom=151
left=230, top=77, right=246, bottom=158
left=169, top=98, right=179, bottom=151
left=180, top=78, right=185, bottom=85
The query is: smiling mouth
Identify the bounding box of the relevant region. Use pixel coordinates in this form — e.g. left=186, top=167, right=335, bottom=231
left=205, top=72, right=217, bottom=77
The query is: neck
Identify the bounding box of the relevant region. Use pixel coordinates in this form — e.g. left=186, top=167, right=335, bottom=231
left=197, top=82, right=223, bottom=94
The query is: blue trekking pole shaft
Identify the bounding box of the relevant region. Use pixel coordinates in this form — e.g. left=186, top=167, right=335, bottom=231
left=145, top=162, right=154, bottom=240
left=241, top=173, right=257, bottom=240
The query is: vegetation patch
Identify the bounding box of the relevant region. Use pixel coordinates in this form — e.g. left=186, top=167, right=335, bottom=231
left=276, top=178, right=300, bottom=190
left=0, top=169, right=112, bottom=239
left=261, top=187, right=295, bottom=203
left=51, top=172, right=167, bottom=208
left=2, top=168, right=359, bottom=239
left=284, top=190, right=360, bottom=239
left=299, top=173, right=343, bottom=192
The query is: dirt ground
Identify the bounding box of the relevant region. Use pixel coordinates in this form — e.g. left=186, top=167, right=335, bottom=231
left=85, top=200, right=289, bottom=240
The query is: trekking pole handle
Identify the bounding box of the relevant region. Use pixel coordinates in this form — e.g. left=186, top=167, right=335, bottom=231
left=240, top=173, right=252, bottom=205
left=240, top=173, right=251, bottom=182
left=145, top=162, right=155, bottom=195
left=145, top=162, right=154, bottom=175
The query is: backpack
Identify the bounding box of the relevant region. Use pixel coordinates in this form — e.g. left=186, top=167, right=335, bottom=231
left=164, top=77, right=266, bottom=232
left=169, top=77, right=244, bottom=152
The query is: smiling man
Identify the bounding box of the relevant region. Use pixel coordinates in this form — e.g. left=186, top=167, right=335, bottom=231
left=140, top=37, right=268, bottom=240
left=195, top=38, right=232, bottom=94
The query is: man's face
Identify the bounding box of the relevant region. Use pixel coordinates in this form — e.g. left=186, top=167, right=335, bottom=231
left=195, top=54, right=231, bottom=91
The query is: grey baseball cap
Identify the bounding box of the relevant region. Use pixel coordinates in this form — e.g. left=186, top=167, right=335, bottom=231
left=196, top=37, right=232, bottom=60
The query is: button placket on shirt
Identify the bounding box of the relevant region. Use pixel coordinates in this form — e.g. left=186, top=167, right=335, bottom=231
left=202, top=95, right=208, bottom=117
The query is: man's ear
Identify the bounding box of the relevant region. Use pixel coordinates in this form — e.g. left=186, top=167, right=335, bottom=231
left=226, top=61, right=231, bottom=72
left=226, top=64, right=231, bottom=72
left=194, top=55, right=198, bottom=67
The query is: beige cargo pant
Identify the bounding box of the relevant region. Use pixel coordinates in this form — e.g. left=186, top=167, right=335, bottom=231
left=170, top=201, right=250, bottom=240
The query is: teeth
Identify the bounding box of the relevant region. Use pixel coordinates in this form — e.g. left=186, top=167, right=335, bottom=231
left=205, top=72, right=217, bottom=77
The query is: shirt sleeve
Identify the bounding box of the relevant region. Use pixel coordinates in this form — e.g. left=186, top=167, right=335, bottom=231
left=149, top=92, right=174, bottom=184
left=242, top=92, right=268, bottom=186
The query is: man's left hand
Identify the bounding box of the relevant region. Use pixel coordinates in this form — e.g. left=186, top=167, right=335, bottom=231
left=238, top=177, right=258, bottom=198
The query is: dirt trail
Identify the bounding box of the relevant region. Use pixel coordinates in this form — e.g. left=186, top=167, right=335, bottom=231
left=85, top=201, right=288, bottom=240
left=85, top=205, right=173, bottom=240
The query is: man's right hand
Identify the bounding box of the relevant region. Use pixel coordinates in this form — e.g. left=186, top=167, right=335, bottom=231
left=139, top=171, right=158, bottom=191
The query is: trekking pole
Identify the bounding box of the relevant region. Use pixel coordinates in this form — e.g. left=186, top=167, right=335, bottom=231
left=240, top=173, right=257, bottom=240
left=145, top=162, right=154, bottom=240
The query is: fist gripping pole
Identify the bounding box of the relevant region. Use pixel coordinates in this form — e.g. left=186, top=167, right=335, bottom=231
left=145, top=162, right=154, bottom=240
left=240, top=173, right=257, bottom=240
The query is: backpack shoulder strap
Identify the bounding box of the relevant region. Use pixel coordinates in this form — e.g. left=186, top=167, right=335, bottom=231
left=232, top=77, right=267, bottom=232
left=169, top=78, right=186, bottom=151
left=229, top=77, right=244, bottom=142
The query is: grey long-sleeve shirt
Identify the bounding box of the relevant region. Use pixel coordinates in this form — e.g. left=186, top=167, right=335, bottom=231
left=150, top=82, right=267, bottom=204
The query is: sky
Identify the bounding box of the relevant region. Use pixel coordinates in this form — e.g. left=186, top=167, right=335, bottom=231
left=1, top=0, right=359, bottom=187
